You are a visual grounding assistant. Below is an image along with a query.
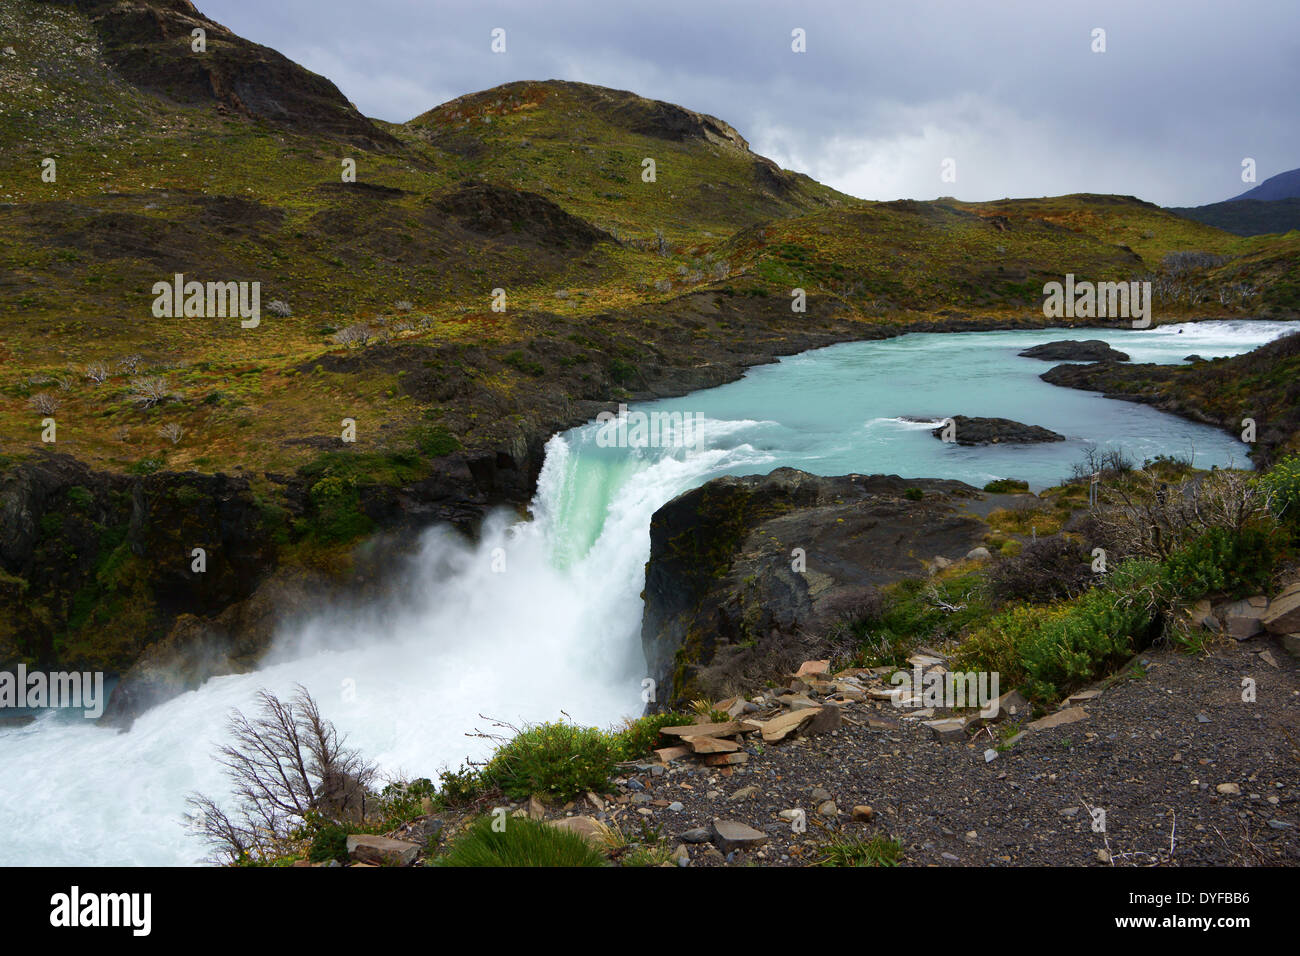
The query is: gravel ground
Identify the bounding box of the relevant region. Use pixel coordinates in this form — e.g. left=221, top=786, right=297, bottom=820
left=599, top=635, right=1300, bottom=867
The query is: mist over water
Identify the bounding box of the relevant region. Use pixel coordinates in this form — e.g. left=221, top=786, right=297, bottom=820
left=1, top=321, right=1294, bottom=865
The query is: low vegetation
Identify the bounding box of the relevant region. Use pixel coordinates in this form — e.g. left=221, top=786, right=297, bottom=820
left=845, top=454, right=1297, bottom=705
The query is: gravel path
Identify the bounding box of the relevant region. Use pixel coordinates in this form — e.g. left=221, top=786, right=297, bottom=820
left=601, top=635, right=1300, bottom=866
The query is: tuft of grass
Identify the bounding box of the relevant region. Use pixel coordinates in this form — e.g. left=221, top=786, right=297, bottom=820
left=813, top=834, right=903, bottom=867
left=433, top=816, right=607, bottom=867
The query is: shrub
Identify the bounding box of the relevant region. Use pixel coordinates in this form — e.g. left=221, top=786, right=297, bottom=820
left=1160, top=525, right=1283, bottom=599
left=987, top=535, right=1093, bottom=604
left=434, top=816, right=607, bottom=867
left=904, top=487, right=924, bottom=501
left=307, top=823, right=349, bottom=864
left=956, top=559, right=1165, bottom=702
left=306, top=475, right=373, bottom=543
left=1069, top=446, right=1134, bottom=484
left=185, top=686, right=377, bottom=864
left=479, top=720, right=619, bottom=801
left=983, top=478, right=1029, bottom=494
left=333, top=324, right=371, bottom=348
left=611, top=712, right=694, bottom=760
left=1258, top=454, right=1300, bottom=532
left=267, top=300, right=293, bottom=318
left=66, top=486, right=94, bottom=512
left=28, top=392, right=58, bottom=415
left=129, top=376, right=175, bottom=409
left=410, top=424, right=460, bottom=458
left=503, top=350, right=545, bottom=377
left=1094, top=467, right=1276, bottom=561
left=609, top=359, right=636, bottom=385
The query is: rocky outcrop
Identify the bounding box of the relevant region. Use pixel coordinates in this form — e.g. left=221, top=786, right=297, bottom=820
left=931, top=415, right=1066, bottom=446
left=1019, top=340, right=1130, bottom=362
left=1038, top=332, right=1300, bottom=467
left=40, top=0, right=396, bottom=148
left=640, top=468, right=989, bottom=708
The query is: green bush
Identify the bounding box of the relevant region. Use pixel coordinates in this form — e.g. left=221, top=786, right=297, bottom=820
left=307, top=823, right=349, bottom=864
left=1160, top=525, right=1283, bottom=599
left=503, top=350, right=545, bottom=377
left=410, top=424, right=460, bottom=458
left=66, top=486, right=94, bottom=512
left=1258, top=454, right=1300, bottom=531
left=434, top=816, right=607, bottom=867
left=306, top=474, right=373, bottom=543
left=956, top=559, right=1164, bottom=702
left=480, top=721, right=619, bottom=800
left=983, top=478, right=1029, bottom=494
left=611, top=712, right=694, bottom=760
left=904, top=487, right=924, bottom=501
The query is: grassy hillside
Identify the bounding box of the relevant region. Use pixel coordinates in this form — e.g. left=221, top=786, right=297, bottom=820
left=1, top=0, right=1297, bottom=483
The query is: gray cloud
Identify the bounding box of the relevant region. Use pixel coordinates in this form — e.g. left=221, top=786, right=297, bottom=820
left=203, top=0, right=1300, bottom=206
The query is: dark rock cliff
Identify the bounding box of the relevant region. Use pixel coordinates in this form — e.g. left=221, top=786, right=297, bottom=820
left=640, top=468, right=990, bottom=709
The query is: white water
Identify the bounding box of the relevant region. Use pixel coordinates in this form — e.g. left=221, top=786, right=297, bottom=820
left=1, top=320, right=1295, bottom=865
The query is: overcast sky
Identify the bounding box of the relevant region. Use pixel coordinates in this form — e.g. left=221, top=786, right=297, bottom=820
left=203, top=0, right=1300, bottom=207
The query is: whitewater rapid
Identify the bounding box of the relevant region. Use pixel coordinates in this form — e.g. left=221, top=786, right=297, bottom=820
left=1, top=320, right=1296, bottom=865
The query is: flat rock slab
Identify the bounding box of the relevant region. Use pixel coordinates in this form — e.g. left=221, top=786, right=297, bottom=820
left=989, top=689, right=1030, bottom=720
left=795, top=659, right=831, bottom=677
left=684, top=735, right=741, bottom=754
left=346, top=834, right=419, bottom=867
left=758, top=708, right=819, bottom=742
left=1028, top=707, right=1089, bottom=731
left=711, top=819, right=768, bottom=853
left=777, top=694, right=822, bottom=711
left=923, top=717, right=969, bottom=742
left=703, top=752, right=749, bottom=766
left=549, top=816, right=607, bottom=847
left=1263, top=583, right=1300, bottom=634
left=655, top=745, right=692, bottom=763
left=659, top=721, right=747, bottom=738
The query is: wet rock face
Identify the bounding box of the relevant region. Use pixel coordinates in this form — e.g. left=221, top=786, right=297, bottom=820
left=0, top=453, right=276, bottom=672
left=640, top=468, right=989, bottom=709
left=931, top=415, right=1066, bottom=446
left=1018, top=339, right=1130, bottom=362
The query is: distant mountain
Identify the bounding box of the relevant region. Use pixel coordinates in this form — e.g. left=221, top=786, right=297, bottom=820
left=1168, top=167, right=1300, bottom=236
left=1231, top=168, right=1300, bottom=202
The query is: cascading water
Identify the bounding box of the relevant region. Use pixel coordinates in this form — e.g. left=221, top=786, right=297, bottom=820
left=1, top=320, right=1295, bottom=865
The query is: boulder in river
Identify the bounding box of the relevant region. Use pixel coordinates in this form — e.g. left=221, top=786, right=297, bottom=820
left=931, top=415, right=1065, bottom=446
left=1018, top=340, right=1129, bottom=362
